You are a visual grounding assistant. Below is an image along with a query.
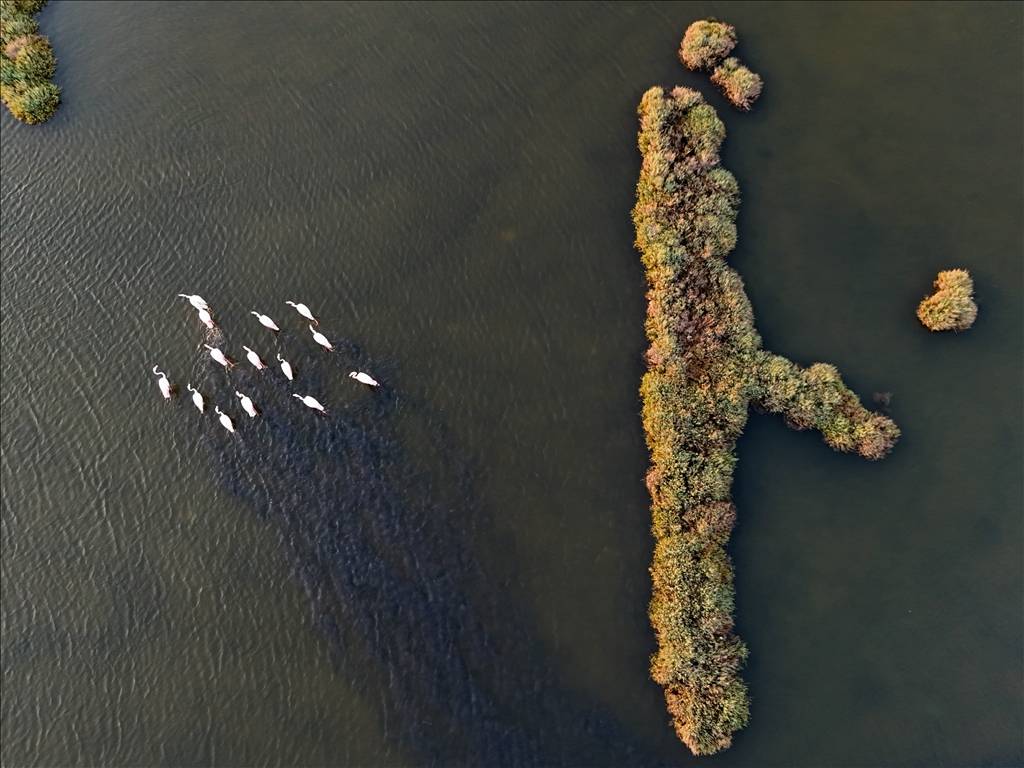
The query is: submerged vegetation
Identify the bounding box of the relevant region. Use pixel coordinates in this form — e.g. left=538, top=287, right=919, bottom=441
left=634, top=86, right=898, bottom=755
left=710, top=57, right=763, bottom=112
left=917, top=269, right=977, bottom=331
left=0, top=0, right=59, bottom=124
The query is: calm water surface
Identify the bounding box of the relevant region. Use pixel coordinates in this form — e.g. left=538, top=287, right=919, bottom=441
left=2, top=2, right=1021, bottom=766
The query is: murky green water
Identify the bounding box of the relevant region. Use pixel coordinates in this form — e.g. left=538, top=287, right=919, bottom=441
left=2, top=2, right=1021, bottom=765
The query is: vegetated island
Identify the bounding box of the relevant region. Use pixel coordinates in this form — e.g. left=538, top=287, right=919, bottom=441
left=633, top=86, right=899, bottom=755
left=679, top=19, right=763, bottom=111
left=917, top=269, right=977, bottom=331
left=709, top=58, right=762, bottom=112
left=679, top=19, right=736, bottom=70
left=0, top=0, right=60, bottom=125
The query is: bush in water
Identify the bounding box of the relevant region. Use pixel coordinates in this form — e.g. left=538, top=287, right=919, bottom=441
left=679, top=19, right=737, bottom=71
left=916, top=269, right=977, bottom=331
left=710, top=57, right=763, bottom=111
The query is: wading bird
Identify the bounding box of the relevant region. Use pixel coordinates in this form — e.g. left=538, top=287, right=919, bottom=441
left=214, top=406, right=236, bottom=434
left=250, top=311, right=280, bottom=333
left=152, top=366, right=173, bottom=399
left=292, top=394, right=326, bottom=413
left=177, top=294, right=210, bottom=311
left=235, top=391, right=259, bottom=418
left=277, top=353, right=294, bottom=381
left=348, top=371, right=380, bottom=388
left=203, top=344, right=234, bottom=369
left=196, top=307, right=216, bottom=331
left=186, top=384, right=205, bottom=412
left=242, top=345, right=267, bottom=370
left=309, top=325, right=333, bottom=351
left=286, top=300, right=318, bottom=325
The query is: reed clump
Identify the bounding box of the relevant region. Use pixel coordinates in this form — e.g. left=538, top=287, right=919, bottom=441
left=916, top=269, right=977, bottom=332
left=0, top=0, right=59, bottom=124
left=679, top=20, right=736, bottom=71
left=679, top=19, right=764, bottom=112
left=710, top=57, right=763, bottom=112
left=634, top=85, right=898, bottom=755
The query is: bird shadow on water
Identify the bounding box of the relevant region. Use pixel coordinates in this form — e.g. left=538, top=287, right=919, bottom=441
left=191, top=337, right=659, bottom=767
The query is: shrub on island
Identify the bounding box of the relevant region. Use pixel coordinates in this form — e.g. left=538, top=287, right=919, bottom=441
left=916, top=269, right=977, bottom=331
left=2, top=78, right=56, bottom=122
left=634, top=85, right=897, bottom=755
left=7, top=34, right=53, bottom=78
left=710, top=57, right=763, bottom=111
left=0, top=10, right=35, bottom=39
left=0, top=53, right=20, bottom=84
left=679, top=20, right=736, bottom=71
left=3, top=0, right=46, bottom=14
left=0, top=0, right=59, bottom=124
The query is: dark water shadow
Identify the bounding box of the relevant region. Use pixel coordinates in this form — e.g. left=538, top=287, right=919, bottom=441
left=192, top=338, right=661, bottom=767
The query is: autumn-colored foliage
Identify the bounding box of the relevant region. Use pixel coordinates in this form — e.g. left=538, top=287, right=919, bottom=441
left=710, top=57, right=763, bottom=111
left=633, top=86, right=898, bottom=755
left=916, top=269, right=977, bottom=332
left=679, top=20, right=736, bottom=71
left=0, top=0, right=59, bottom=124
left=679, top=20, right=764, bottom=112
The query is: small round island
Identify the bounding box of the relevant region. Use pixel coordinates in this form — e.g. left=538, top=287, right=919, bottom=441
left=917, top=269, right=978, bottom=332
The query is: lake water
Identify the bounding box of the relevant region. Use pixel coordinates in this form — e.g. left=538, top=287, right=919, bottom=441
left=1, top=2, right=1021, bottom=766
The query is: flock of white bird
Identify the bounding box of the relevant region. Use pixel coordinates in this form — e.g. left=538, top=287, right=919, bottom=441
left=152, top=293, right=379, bottom=434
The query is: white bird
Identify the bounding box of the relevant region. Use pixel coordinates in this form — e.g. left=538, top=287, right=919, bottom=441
left=196, top=307, right=216, bottom=330
left=177, top=294, right=210, bottom=311
left=214, top=406, right=236, bottom=434
left=348, top=371, right=380, bottom=388
left=203, top=344, right=234, bottom=368
left=186, top=384, right=205, bottom=412
left=242, top=345, right=267, bottom=370
left=292, top=393, right=326, bottom=413
left=250, top=311, right=280, bottom=332
left=235, top=391, right=259, bottom=418
left=309, top=325, right=333, bottom=351
left=277, top=353, right=294, bottom=381
left=153, top=366, right=173, bottom=399
left=286, top=300, right=318, bottom=325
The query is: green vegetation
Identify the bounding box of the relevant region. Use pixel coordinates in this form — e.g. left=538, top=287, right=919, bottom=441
left=917, top=269, right=977, bottom=331
left=633, top=85, right=899, bottom=755
left=1, top=0, right=59, bottom=124
left=711, top=57, right=763, bottom=112
left=679, top=20, right=737, bottom=71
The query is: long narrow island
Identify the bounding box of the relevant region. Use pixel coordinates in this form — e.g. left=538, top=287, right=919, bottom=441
left=633, top=85, right=899, bottom=755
